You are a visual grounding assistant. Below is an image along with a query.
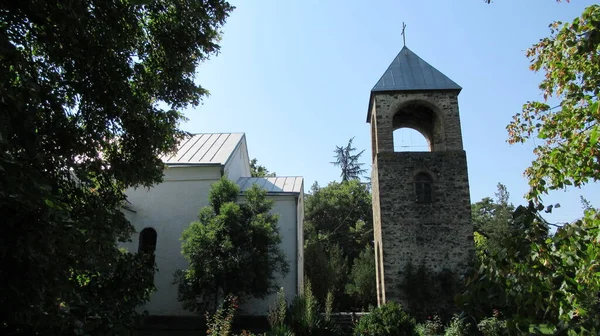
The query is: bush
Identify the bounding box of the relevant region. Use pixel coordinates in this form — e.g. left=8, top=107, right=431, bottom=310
left=205, top=295, right=238, bottom=336
left=353, top=301, right=416, bottom=336
left=415, top=315, right=443, bottom=336
left=289, top=280, right=341, bottom=336
left=477, top=316, right=506, bottom=336
left=443, top=316, right=471, bottom=336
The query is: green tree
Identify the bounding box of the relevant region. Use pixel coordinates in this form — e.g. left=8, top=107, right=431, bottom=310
left=331, top=137, right=367, bottom=181
left=506, top=4, right=600, bottom=201
left=303, top=179, right=372, bottom=310
left=460, top=5, right=600, bottom=333
left=304, top=239, right=348, bottom=306
left=174, top=177, right=289, bottom=312
left=304, top=180, right=372, bottom=261
left=250, top=158, right=276, bottom=177
left=471, top=183, right=516, bottom=255
left=0, top=0, right=233, bottom=334
left=345, top=245, right=377, bottom=310
left=460, top=203, right=600, bottom=333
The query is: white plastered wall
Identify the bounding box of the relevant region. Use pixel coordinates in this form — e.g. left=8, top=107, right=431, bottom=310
left=122, top=165, right=221, bottom=316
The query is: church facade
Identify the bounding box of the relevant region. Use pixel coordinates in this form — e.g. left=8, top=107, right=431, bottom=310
left=368, top=47, right=475, bottom=311
left=122, top=133, right=304, bottom=316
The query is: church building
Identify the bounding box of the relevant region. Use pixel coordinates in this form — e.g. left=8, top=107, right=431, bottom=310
left=122, top=133, right=304, bottom=316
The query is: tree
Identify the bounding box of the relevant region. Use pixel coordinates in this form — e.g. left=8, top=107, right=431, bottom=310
left=471, top=183, right=516, bottom=255
left=459, top=5, right=600, bottom=333
left=303, top=180, right=372, bottom=310
left=250, top=158, right=276, bottom=177
left=174, top=177, right=289, bottom=313
left=331, top=137, right=367, bottom=181
left=506, top=4, right=599, bottom=201
left=460, top=203, right=600, bottom=333
left=345, top=245, right=377, bottom=310
left=0, top=0, right=233, bottom=333
left=304, top=240, right=348, bottom=307
left=304, top=180, right=372, bottom=262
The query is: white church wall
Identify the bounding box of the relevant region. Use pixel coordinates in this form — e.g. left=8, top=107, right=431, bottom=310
left=123, top=166, right=301, bottom=317
left=123, top=165, right=221, bottom=316
left=223, top=136, right=251, bottom=181
left=296, top=189, right=305, bottom=295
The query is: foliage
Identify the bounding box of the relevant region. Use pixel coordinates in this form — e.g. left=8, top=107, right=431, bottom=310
left=353, top=301, right=417, bottom=336
left=331, top=137, right=367, bottom=182
left=506, top=4, right=600, bottom=201
left=415, top=315, right=471, bottom=336
left=305, top=180, right=372, bottom=261
left=206, top=294, right=239, bottom=336
left=174, top=177, right=289, bottom=312
left=442, top=316, right=471, bottom=336
left=266, top=288, right=294, bottom=336
left=471, top=183, right=516, bottom=255
left=325, top=291, right=335, bottom=323
left=250, top=158, right=276, bottom=177
left=416, top=315, right=443, bottom=336
left=304, top=179, right=372, bottom=310
left=476, top=315, right=506, bottom=336
left=288, top=280, right=340, bottom=336
left=268, top=288, right=288, bottom=330
left=459, top=203, right=600, bottom=334
left=345, top=245, right=377, bottom=310
left=304, top=240, right=348, bottom=307
left=0, top=0, right=233, bottom=334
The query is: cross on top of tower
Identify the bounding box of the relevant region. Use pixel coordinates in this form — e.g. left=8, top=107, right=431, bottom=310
left=401, top=22, right=407, bottom=47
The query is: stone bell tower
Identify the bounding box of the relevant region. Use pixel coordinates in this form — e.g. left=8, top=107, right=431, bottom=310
left=368, top=46, right=474, bottom=312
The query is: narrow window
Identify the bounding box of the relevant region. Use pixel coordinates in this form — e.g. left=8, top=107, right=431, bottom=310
left=138, top=227, right=157, bottom=266
left=414, top=173, right=433, bottom=203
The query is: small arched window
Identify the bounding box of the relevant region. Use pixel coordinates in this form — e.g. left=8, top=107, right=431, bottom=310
left=138, top=227, right=157, bottom=266
left=414, top=172, right=433, bottom=203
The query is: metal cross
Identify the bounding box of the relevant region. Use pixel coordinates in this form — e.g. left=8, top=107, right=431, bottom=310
left=401, top=22, right=407, bottom=46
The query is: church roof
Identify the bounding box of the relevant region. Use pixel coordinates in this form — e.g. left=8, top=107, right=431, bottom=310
left=371, top=46, right=461, bottom=92
left=367, top=46, right=461, bottom=122
left=237, top=176, right=303, bottom=195
left=161, top=133, right=244, bottom=166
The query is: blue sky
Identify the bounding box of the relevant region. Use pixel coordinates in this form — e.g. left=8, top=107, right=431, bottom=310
left=182, top=0, right=598, bottom=224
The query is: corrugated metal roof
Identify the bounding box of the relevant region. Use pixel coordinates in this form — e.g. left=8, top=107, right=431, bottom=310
left=161, top=133, right=244, bottom=165
left=371, top=46, right=461, bottom=92
left=236, top=177, right=303, bottom=194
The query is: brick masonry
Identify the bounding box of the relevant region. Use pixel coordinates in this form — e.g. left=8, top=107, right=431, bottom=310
left=370, top=90, right=475, bottom=310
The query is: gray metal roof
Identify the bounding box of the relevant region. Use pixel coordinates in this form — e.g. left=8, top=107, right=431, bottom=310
left=161, top=133, right=244, bottom=166
left=372, top=46, right=461, bottom=92
left=236, top=177, right=303, bottom=195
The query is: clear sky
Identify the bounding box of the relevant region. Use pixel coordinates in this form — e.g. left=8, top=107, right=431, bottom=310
left=182, top=0, right=598, bottom=224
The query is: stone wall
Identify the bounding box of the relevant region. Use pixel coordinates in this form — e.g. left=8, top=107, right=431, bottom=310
left=369, top=90, right=474, bottom=313
left=372, top=151, right=474, bottom=310
left=371, top=91, right=464, bottom=152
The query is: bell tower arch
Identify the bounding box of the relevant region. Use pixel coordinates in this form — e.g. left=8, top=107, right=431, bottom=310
left=369, top=46, right=474, bottom=313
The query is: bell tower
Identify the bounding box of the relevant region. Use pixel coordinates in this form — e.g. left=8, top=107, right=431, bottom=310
left=369, top=46, right=474, bottom=312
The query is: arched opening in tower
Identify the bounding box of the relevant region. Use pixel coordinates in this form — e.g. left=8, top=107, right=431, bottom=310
left=392, top=102, right=439, bottom=152
left=393, top=128, right=430, bottom=152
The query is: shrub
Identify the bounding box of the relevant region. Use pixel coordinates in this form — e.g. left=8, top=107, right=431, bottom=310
left=268, top=288, right=288, bottom=329
left=205, top=295, right=238, bottom=336
left=267, top=288, right=294, bottom=336
left=353, top=301, right=416, bottom=336
left=443, top=316, right=471, bottom=336
left=416, top=315, right=443, bottom=336
left=477, top=316, right=507, bottom=336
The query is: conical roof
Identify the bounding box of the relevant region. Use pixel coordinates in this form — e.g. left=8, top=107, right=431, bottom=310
left=372, top=46, right=461, bottom=92
left=367, top=46, right=461, bottom=122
